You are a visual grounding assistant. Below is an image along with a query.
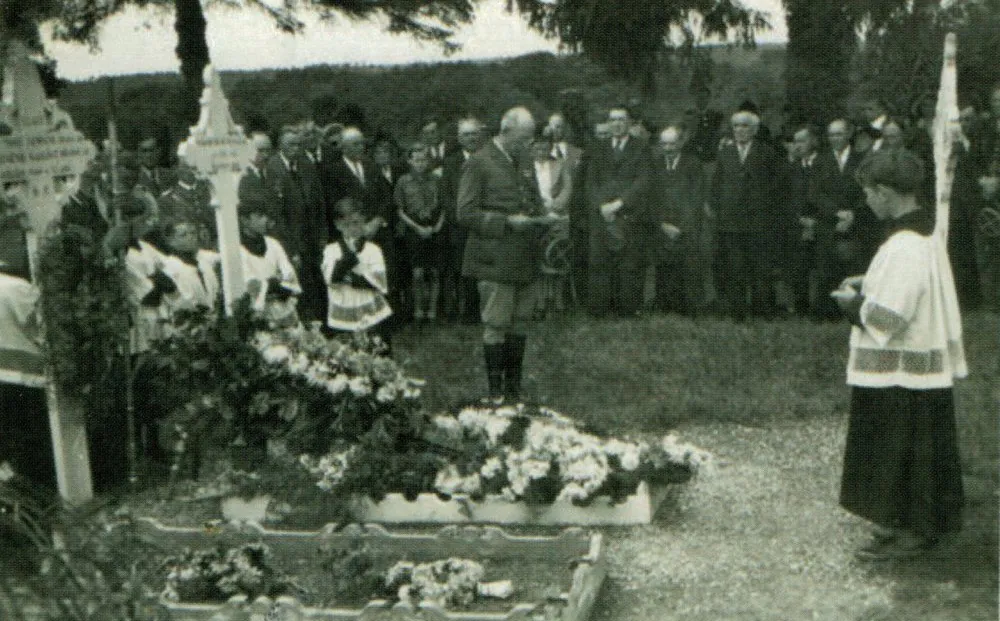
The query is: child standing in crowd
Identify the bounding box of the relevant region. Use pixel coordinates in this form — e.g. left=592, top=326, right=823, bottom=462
left=834, top=149, right=966, bottom=561
left=238, top=199, right=301, bottom=325
left=160, top=219, right=221, bottom=314
left=322, top=197, right=393, bottom=345
left=394, top=144, right=445, bottom=322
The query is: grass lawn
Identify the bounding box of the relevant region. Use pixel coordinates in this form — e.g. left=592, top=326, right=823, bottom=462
left=394, top=309, right=999, bottom=621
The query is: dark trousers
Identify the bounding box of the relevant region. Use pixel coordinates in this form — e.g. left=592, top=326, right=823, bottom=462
left=653, top=256, right=702, bottom=315
left=587, top=235, right=644, bottom=317
left=714, top=231, right=776, bottom=319
left=570, top=225, right=590, bottom=307
left=441, top=241, right=479, bottom=320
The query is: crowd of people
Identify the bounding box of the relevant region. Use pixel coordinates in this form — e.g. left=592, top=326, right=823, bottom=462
left=2, top=85, right=990, bottom=380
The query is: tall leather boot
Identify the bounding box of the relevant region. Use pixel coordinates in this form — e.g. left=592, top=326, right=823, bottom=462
left=504, top=335, right=526, bottom=403
left=483, top=343, right=505, bottom=404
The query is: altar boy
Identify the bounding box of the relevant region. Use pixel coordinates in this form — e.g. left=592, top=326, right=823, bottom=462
left=160, top=218, right=221, bottom=314
left=321, top=197, right=393, bottom=346
left=238, top=199, right=301, bottom=324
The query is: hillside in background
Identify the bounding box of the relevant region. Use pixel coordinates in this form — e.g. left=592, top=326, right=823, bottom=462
left=55, top=44, right=787, bottom=152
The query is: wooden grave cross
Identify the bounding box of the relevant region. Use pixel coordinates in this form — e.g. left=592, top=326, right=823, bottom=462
left=176, top=65, right=253, bottom=314
left=0, top=40, right=98, bottom=503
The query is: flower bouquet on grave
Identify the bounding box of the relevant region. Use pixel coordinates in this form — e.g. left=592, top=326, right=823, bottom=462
left=160, top=543, right=295, bottom=604
left=387, top=558, right=486, bottom=608
left=298, top=404, right=711, bottom=510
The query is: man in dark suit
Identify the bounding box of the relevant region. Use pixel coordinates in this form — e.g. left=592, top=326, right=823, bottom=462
left=320, top=127, right=380, bottom=237
left=265, top=128, right=327, bottom=321
left=649, top=126, right=707, bottom=315
left=421, top=120, right=450, bottom=176
left=584, top=106, right=651, bottom=317
left=238, top=132, right=277, bottom=211
left=136, top=136, right=175, bottom=198
left=458, top=107, right=556, bottom=403
left=710, top=110, right=789, bottom=320
left=786, top=125, right=821, bottom=317
left=813, top=118, right=870, bottom=318
left=441, top=117, right=487, bottom=322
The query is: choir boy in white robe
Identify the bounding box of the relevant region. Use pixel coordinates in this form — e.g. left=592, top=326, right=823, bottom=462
left=160, top=219, right=221, bottom=315
left=321, top=197, right=393, bottom=348
left=238, top=199, right=301, bottom=326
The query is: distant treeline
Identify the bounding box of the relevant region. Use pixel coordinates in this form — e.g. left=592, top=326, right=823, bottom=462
left=55, top=47, right=788, bottom=159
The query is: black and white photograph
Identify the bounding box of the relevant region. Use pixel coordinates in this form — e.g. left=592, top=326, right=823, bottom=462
left=0, top=1, right=997, bottom=620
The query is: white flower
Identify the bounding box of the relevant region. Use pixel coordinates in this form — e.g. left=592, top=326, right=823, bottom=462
left=260, top=344, right=290, bottom=364
left=479, top=456, right=503, bottom=479
left=349, top=376, right=372, bottom=397
left=326, top=374, right=349, bottom=394
left=433, top=464, right=481, bottom=496
left=604, top=438, right=642, bottom=471
left=556, top=482, right=589, bottom=502
left=376, top=385, right=396, bottom=403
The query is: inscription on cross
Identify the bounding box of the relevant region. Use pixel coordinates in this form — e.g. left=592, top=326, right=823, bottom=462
left=0, top=40, right=96, bottom=277
left=177, top=65, right=253, bottom=314
left=0, top=41, right=98, bottom=504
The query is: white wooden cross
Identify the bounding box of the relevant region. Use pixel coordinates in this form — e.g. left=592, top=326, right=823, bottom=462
left=0, top=41, right=96, bottom=278
left=0, top=40, right=98, bottom=504
left=176, top=65, right=253, bottom=314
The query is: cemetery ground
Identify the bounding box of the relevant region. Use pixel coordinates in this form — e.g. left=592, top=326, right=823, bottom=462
left=393, top=309, right=999, bottom=621
left=1, top=310, right=996, bottom=620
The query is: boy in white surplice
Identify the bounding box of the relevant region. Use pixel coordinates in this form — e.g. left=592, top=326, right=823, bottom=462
left=238, top=199, right=301, bottom=324
left=160, top=219, right=221, bottom=314
left=322, top=197, right=392, bottom=342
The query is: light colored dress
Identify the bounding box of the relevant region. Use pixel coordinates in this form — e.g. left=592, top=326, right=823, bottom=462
left=321, top=239, right=392, bottom=331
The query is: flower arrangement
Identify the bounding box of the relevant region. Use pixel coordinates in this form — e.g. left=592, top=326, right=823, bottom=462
left=160, top=543, right=294, bottom=603
left=146, top=308, right=427, bottom=477
left=428, top=405, right=709, bottom=505
left=386, top=558, right=486, bottom=608
left=251, top=325, right=424, bottom=446
left=300, top=404, right=710, bottom=508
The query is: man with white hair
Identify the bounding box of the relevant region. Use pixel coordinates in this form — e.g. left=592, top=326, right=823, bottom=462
left=710, top=109, right=788, bottom=320
left=458, top=107, right=556, bottom=403
left=322, top=127, right=376, bottom=231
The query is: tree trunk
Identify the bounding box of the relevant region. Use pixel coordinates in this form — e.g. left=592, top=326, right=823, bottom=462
left=784, top=0, right=856, bottom=127
left=175, top=0, right=210, bottom=127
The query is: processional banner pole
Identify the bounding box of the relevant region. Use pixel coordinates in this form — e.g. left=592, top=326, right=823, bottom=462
left=932, top=32, right=959, bottom=244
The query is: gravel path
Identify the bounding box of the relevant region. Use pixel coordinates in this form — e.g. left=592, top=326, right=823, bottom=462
left=593, top=418, right=995, bottom=621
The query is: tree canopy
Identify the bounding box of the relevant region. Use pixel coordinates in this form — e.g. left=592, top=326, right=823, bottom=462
left=513, top=0, right=769, bottom=89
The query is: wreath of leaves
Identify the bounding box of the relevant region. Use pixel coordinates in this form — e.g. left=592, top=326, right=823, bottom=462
left=35, top=223, right=131, bottom=421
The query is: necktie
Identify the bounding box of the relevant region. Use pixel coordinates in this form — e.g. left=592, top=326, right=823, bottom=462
left=354, top=161, right=365, bottom=184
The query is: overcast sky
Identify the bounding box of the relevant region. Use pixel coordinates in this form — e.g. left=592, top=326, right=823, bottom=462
left=42, top=0, right=787, bottom=81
